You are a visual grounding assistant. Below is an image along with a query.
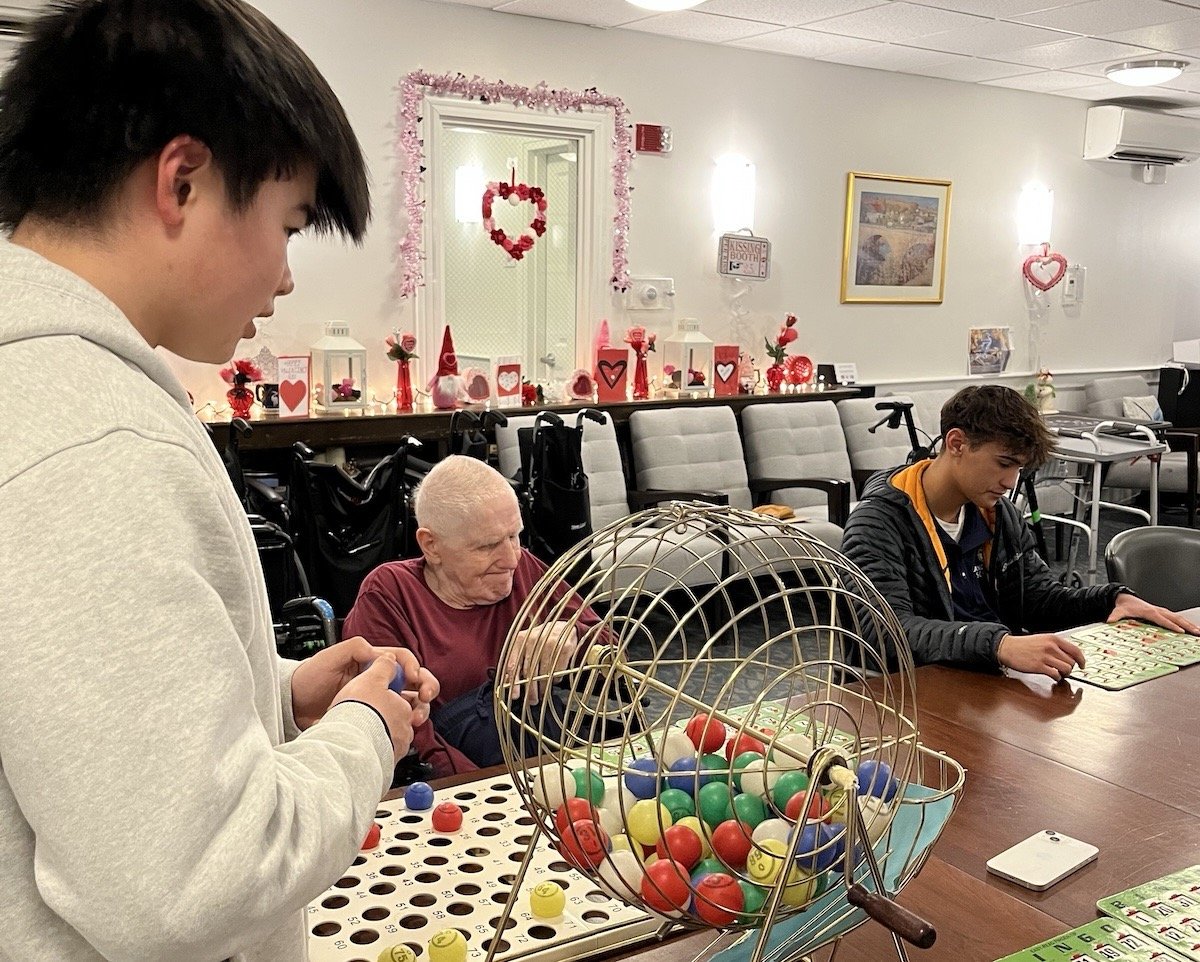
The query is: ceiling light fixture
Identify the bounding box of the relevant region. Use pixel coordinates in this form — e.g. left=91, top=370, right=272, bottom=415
left=626, top=0, right=704, bottom=11
left=1105, top=59, right=1188, bottom=87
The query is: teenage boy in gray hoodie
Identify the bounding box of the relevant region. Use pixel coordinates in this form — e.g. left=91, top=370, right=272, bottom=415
left=0, top=2, right=438, bottom=960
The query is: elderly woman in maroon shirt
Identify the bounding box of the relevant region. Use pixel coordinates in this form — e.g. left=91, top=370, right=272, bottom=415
left=343, top=455, right=601, bottom=777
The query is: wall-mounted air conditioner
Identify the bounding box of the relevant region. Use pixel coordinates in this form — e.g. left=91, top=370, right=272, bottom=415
left=1083, top=105, right=1200, bottom=167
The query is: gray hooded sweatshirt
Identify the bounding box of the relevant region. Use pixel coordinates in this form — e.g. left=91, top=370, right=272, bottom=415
left=0, top=240, right=393, bottom=961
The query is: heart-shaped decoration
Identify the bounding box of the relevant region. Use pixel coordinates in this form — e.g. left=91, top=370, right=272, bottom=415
left=497, top=370, right=520, bottom=393
left=597, top=358, right=628, bottom=390
left=279, top=379, right=307, bottom=411
left=482, top=180, right=547, bottom=262
left=567, top=369, right=596, bottom=400
left=466, top=373, right=490, bottom=401
left=715, top=362, right=736, bottom=384
left=1022, top=250, right=1067, bottom=291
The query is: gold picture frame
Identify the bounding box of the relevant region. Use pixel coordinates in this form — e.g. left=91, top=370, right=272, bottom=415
left=840, top=172, right=951, bottom=303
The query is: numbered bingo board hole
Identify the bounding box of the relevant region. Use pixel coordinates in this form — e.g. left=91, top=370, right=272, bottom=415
left=481, top=938, right=511, bottom=954
left=312, top=922, right=342, bottom=937
left=585, top=891, right=607, bottom=904
left=487, top=916, right=517, bottom=931
left=454, top=883, right=481, bottom=896
left=396, top=832, right=419, bottom=841
left=400, top=815, right=423, bottom=824
left=491, top=892, right=509, bottom=906
left=386, top=846, right=410, bottom=857
left=362, top=907, right=390, bottom=922
left=582, top=911, right=611, bottom=924
left=498, top=874, right=516, bottom=885
left=478, top=827, right=500, bottom=837
left=369, top=883, right=395, bottom=896
left=349, top=929, right=379, bottom=945
left=322, top=895, right=349, bottom=910
left=488, top=782, right=513, bottom=792
left=548, top=861, right=571, bottom=873
left=447, top=902, right=473, bottom=917
left=465, top=847, right=489, bottom=857
left=483, top=812, right=505, bottom=822
left=486, top=795, right=508, bottom=804
left=424, top=855, right=449, bottom=866
left=334, top=876, right=359, bottom=889
left=415, top=872, right=441, bottom=883
left=375, top=808, right=393, bottom=819
left=515, top=835, right=533, bottom=845
left=399, top=914, right=428, bottom=930
left=352, top=856, right=366, bottom=867
left=380, top=866, right=405, bottom=877
left=428, top=837, right=452, bottom=848
left=454, top=791, right=478, bottom=801
left=460, top=862, right=485, bottom=873
left=515, top=816, right=535, bottom=827
left=528, top=925, right=556, bottom=941
left=411, top=894, right=436, bottom=908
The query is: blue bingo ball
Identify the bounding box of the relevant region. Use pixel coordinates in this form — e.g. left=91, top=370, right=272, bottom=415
left=371, top=657, right=407, bottom=696
left=795, top=821, right=838, bottom=874
left=666, top=756, right=701, bottom=794
left=405, top=781, right=434, bottom=811
left=624, top=756, right=660, bottom=799
left=856, top=760, right=898, bottom=803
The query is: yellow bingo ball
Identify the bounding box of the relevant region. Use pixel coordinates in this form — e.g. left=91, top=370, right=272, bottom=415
left=781, top=869, right=818, bottom=907
left=378, top=947, right=418, bottom=962
left=530, top=881, right=566, bottom=919
left=428, top=929, right=467, bottom=962
left=674, top=816, right=711, bottom=859
left=610, top=833, right=634, bottom=855
left=627, top=799, right=672, bottom=847
left=746, top=838, right=788, bottom=885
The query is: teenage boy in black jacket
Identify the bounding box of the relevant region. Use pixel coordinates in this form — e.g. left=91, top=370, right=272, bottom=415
left=843, top=385, right=1197, bottom=679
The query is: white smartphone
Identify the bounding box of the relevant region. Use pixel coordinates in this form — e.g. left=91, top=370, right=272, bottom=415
left=986, top=830, right=1098, bottom=891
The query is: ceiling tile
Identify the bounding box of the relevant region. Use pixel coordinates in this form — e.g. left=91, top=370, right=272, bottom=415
left=695, top=0, right=887, bottom=28
left=814, top=43, right=958, bottom=70
left=914, top=56, right=1041, bottom=82
left=982, top=68, right=1102, bottom=91
left=426, top=0, right=501, bottom=7
left=494, top=0, right=649, bottom=27
left=906, top=0, right=1077, bottom=15
left=801, top=1, right=985, bottom=42
left=1102, top=18, right=1200, bottom=52
left=623, top=10, right=778, bottom=42
left=727, top=27, right=882, bottom=57
left=990, top=35, right=1154, bottom=69
left=1014, top=0, right=1197, bottom=36
left=912, top=19, right=1078, bottom=57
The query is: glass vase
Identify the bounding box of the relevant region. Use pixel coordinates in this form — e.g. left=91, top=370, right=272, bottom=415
left=395, top=359, right=414, bottom=412
left=633, top=352, right=650, bottom=401
left=227, top=385, right=254, bottom=419
left=766, top=364, right=784, bottom=394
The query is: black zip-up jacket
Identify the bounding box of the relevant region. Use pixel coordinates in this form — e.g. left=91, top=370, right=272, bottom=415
left=842, top=462, right=1126, bottom=671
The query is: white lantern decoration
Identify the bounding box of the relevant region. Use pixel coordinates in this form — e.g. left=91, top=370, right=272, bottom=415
left=311, top=320, right=367, bottom=412
left=661, top=317, right=714, bottom=397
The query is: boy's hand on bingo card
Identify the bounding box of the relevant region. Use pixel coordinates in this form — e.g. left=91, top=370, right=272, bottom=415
left=1109, top=593, right=1200, bottom=635
left=328, top=653, right=414, bottom=762
left=998, top=633, right=1086, bottom=681
left=291, top=636, right=438, bottom=731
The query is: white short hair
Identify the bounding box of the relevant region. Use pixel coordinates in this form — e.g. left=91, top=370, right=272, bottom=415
left=414, top=455, right=518, bottom=538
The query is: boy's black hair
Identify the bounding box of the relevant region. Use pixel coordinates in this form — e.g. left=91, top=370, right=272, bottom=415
left=0, top=0, right=369, bottom=240
left=940, top=385, right=1055, bottom=466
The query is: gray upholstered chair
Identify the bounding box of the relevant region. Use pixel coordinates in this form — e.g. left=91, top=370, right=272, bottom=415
left=627, top=406, right=844, bottom=559
left=495, top=413, right=726, bottom=595
left=1105, top=525, right=1200, bottom=611
left=835, top=395, right=918, bottom=495
left=740, top=401, right=853, bottom=525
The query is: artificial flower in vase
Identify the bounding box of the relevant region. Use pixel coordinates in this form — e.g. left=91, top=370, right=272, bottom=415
left=220, top=357, right=263, bottom=419
left=764, top=313, right=799, bottom=394
left=386, top=330, right=418, bottom=412
left=624, top=325, right=656, bottom=401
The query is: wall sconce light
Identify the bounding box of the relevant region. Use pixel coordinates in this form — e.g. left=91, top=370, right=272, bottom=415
left=1017, top=182, right=1053, bottom=246
left=454, top=164, right=483, bottom=224
left=712, top=154, right=755, bottom=233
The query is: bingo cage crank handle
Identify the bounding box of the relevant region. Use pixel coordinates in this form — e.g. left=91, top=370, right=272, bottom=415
left=846, top=884, right=937, bottom=950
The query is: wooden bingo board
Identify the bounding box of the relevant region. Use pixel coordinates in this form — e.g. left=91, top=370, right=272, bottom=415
left=995, top=917, right=1190, bottom=961
left=1067, top=620, right=1200, bottom=691
left=306, top=773, right=660, bottom=962
left=1097, top=865, right=1200, bottom=960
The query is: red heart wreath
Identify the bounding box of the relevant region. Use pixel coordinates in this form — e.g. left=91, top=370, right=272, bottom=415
left=482, top=179, right=547, bottom=262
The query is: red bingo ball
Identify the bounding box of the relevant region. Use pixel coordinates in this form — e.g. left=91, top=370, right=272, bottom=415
left=431, top=802, right=463, bottom=833
left=554, top=797, right=599, bottom=837
left=785, top=791, right=830, bottom=823
left=360, top=821, right=381, bottom=850
left=641, top=858, right=691, bottom=914
left=560, top=817, right=609, bottom=869
left=686, top=714, right=727, bottom=754
left=724, top=733, right=767, bottom=764
left=693, top=872, right=745, bottom=926
left=655, top=824, right=703, bottom=870
left=710, top=819, right=753, bottom=870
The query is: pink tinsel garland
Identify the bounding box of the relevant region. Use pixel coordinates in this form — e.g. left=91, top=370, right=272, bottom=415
left=393, top=70, right=633, bottom=299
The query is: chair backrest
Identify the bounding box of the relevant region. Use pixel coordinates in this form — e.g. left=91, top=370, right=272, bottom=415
left=741, top=401, right=850, bottom=509
left=496, top=413, right=631, bottom=531
left=1085, top=375, right=1152, bottom=420
left=836, top=396, right=916, bottom=492
left=900, top=388, right=956, bottom=445
left=1105, top=526, right=1200, bottom=611
left=629, top=406, right=751, bottom=509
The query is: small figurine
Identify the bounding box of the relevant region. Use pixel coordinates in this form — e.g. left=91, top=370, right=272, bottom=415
left=1026, top=368, right=1057, bottom=414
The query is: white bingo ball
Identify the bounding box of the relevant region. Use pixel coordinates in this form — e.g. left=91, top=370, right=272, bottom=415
left=739, top=757, right=782, bottom=799
left=597, top=849, right=645, bottom=905
left=528, top=764, right=577, bottom=813
left=658, top=730, right=695, bottom=769
left=752, top=817, right=791, bottom=847
left=771, top=733, right=814, bottom=772
left=860, top=795, right=894, bottom=846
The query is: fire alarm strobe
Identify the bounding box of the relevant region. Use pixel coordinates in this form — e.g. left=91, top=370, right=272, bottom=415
left=636, top=124, right=672, bottom=154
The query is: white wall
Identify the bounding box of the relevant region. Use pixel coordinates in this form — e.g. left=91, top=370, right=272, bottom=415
left=172, top=0, right=1200, bottom=408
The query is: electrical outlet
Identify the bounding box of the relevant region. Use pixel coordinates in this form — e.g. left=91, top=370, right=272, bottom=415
left=626, top=276, right=675, bottom=311
left=1063, top=265, right=1086, bottom=306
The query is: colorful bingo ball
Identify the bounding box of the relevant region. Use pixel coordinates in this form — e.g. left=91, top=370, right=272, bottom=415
left=658, top=730, right=696, bottom=768
left=731, top=751, right=765, bottom=791
left=699, top=753, right=730, bottom=787
left=771, top=770, right=810, bottom=813
left=751, top=817, right=790, bottom=846
left=561, top=817, right=609, bottom=869
left=554, top=797, right=598, bottom=837
left=857, top=760, right=899, bottom=803
left=746, top=837, right=788, bottom=885
left=784, top=790, right=830, bottom=823
left=693, top=872, right=745, bottom=926
left=666, top=756, right=703, bottom=794
left=528, top=764, right=577, bottom=813
left=378, top=946, right=418, bottom=962
left=674, top=816, right=712, bottom=859
left=685, top=714, right=726, bottom=754
left=731, top=791, right=768, bottom=828
left=360, top=821, right=381, bottom=850
left=698, top=781, right=733, bottom=827
left=690, top=856, right=726, bottom=883
left=641, top=858, right=691, bottom=914
left=710, top=818, right=754, bottom=869
left=627, top=799, right=672, bottom=847
left=573, top=767, right=605, bottom=804
left=404, top=781, right=434, bottom=811
left=530, top=880, right=566, bottom=918
left=431, top=802, right=463, bottom=833
left=659, top=787, right=695, bottom=823
left=655, top=823, right=703, bottom=870
left=781, top=869, right=819, bottom=908
left=428, top=929, right=467, bottom=962
left=624, top=757, right=660, bottom=799
left=771, top=732, right=814, bottom=772
left=795, top=821, right=838, bottom=874
left=724, top=733, right=767, bottom=763
left=598, top=848, right=644, bottom=904
left=737, top=880, right=768, bottom=924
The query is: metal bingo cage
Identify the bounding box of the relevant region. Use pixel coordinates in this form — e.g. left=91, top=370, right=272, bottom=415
left=494, top=502, right=966, bottom=962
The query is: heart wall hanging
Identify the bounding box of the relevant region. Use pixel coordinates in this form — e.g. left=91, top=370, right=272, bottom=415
left=482, top=172, right=547, bottom=262
left=1022, top=243, right=1067, bottom=292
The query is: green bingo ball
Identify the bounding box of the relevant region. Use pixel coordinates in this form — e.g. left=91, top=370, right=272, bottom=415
left=691, top=856, right=726, bottom=882
left=700, top=753, right=730, bottom=786
left=573, top=767, right=605, bottom=805
left=659, top=787, right=695, bottom=823
left=772, top=771, right=810, bottom=813
left=731, top=791, right=768, bottom=828
left=731, top=751, right=764, bottom=792
left=698, top=781, right=732, bottom=827
left=737, top=880, right=768, bottom=924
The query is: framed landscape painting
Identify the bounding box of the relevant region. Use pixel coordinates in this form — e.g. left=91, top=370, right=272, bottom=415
left=840, top=172, right=951, bottom=303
